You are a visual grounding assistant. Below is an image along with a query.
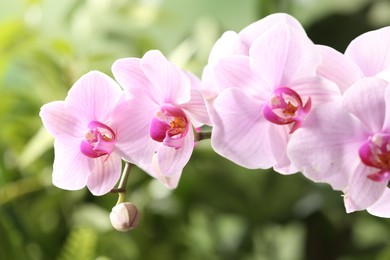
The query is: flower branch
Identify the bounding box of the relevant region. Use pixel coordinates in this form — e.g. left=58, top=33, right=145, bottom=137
left=194, top=130, right=212, bottom=142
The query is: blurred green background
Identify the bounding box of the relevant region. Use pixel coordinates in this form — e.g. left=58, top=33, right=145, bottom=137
left=1, top=0, right=390, bottom=259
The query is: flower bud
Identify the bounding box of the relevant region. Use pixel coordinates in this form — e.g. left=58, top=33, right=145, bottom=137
left=110, top=202, right=140, bottom=232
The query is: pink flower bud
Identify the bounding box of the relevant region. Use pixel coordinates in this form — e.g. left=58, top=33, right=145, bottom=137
left=110, top=202, right=140, bottom=232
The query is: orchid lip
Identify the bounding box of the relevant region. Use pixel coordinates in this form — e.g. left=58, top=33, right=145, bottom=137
left=80, top=121, right=116, bottom=158
left=359, top=133, right=390, bottom=182
left=149, top=104, right=189, bottom=149
left=263, top=87, right=311, bottom=133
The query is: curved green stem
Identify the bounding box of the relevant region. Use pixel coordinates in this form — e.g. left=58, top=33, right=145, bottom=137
left=194, top=131, right=212, bottom=142
left=112, top=162, right=132, bottom=205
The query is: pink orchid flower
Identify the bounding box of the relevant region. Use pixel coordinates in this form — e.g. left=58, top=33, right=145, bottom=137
left=317, top=26, right=390, bottom=93
left=288, top=77, right=390, bottom=217
left=112, top=50, right=210, bottom=189
left=39, top=71, right=135, bottom=196
left=207, top=14, right=341, bottom=174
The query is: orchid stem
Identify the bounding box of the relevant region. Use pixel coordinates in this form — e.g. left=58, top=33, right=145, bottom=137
left=113, top=162, right=132, bottom=205
left=195, top=131, right=212, bottom=142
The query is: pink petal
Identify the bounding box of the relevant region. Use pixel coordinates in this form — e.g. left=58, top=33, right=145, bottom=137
left=342, top=78, right=388, bottom=133
left=154, top=170, right=182, bottom=189
left=290, top=76, right=342, bottom=106
left=316, top=45, right=362, bottom=93
left=138, top=155, right=183, bottom=189
left=208, top=31, right=249, bottom=64
left=140, top=50, right=191, bottom=104
left=367, top=188, right=390, bottom=217
left=377, top=68, right=390, bottom=82
left=111, top=57, right=160, bottom=104
left=180, top=87, right=211, bottom=128
left=239, top=13, right=306, bottom=47
left=344, top=164, right=387, bottom=212
left=65, top=71, right=123, bottom=123
left=267, top=123, right=298, bottom=174
left=383, top=85, right=390, bottom=131
left=200, top=65, right=219, bottom=101
left=178, top=71, right=211, bottom=127
left=112, top=96, right=159, bottom=165
left=212, top=88, right=275, bottom=169
left=87, top=153, right=122, bottom=196
left=199, top=67, right=218, bottom=125
left=213, top=55, right=271, bottom=97
left=40, top=101, right=84, bottom=138
left=345, top=27, right=390, bottom=77
left=288, top=103, right=367, bottom=190
left=249, top=22, right=320, bottom=88
left=156, top=127, right=194, bottom=176
left=52, top=138, right=90, bottom=191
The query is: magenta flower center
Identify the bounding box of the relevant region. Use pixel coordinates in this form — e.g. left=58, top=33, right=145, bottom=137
left=80, top=121, right=116, bottom=158
left=263, top=87, right=311, bottom=133
left=149, top=104, right=189, bottom=149
left=359, top=133, right=390, bottom=182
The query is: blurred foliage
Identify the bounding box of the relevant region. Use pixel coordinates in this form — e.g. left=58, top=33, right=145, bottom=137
left=1, top=0, right=390, bottom=259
